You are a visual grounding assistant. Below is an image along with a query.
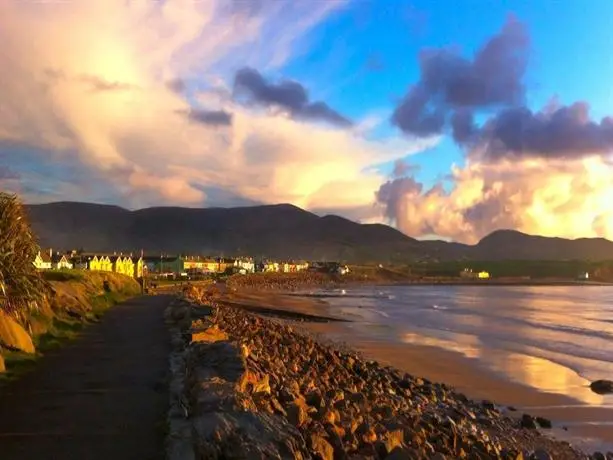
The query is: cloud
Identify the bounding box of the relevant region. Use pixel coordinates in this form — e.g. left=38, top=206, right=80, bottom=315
left=0, top=0, right=432, bottom=213
left=234, top=67, right=353, bottom=127
left=376, top=156, right=613, bottom=243
left=392, top=16, right=613, bottom=161
left=180, top=108, right=233, bottom=126
left=392, top=15, right=529, bottom=138
left=473, top=102, right=613, bottom=159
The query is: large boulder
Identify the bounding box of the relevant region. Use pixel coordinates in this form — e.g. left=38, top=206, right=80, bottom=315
left=590, top=380, right=613, bottom=395
left=0, top=312, right=35, bottom=353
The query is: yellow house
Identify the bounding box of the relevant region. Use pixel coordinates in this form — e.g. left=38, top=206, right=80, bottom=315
left=33, top=251, right=52, bottom=270
left=134, top=256, right=144, bottom=278
left=111, top=256, right=135, bottom=277
left=92, top=255, right=113, bottom=272
left=477, top=271, right=490, bottom=279
left=263, top=261, right=279, bottom=272
left=88, top=255, right=101, bottom=271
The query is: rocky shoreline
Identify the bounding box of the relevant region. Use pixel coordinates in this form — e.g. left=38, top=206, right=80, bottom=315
left=165, top=288, right=605, bottom=460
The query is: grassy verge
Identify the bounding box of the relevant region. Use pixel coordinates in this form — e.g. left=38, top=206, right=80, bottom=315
left=0, top=271, right=140, bottom=383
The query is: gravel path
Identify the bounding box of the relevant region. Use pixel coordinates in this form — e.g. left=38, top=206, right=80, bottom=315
left=0, top=294, right=171, bottom=460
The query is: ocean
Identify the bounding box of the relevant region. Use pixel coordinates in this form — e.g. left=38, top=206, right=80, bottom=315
left=296, top=285, right=613, bottom=407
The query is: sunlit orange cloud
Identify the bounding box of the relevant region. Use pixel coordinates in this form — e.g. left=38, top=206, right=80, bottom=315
left=0, top=0, right=435, bottom=214
left=378, top=156, right=613, bottom=243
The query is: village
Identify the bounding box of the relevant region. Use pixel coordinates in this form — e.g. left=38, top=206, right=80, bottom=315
left=32, top=249, right=350, bottom=280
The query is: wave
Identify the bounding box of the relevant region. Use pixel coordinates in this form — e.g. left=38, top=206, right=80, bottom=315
left=291, top=292, right=390, bottom=300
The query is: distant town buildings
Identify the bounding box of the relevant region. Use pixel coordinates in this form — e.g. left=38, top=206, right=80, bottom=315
left=32, top=249, right=323, bottom=279
left=460, top=268, right=491, bottom=279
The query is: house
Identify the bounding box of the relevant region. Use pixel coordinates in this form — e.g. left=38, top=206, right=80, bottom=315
left=52, top=253, right=73, bottom=270
left=233, top=257, right=255, bottom=274
left=88, top=255, right=101, bottom=271
left=110, top=255, right=135, bottom=277
left=218, top=258, right=235, bottom=273
left=460, top=268, right=490, bottom=279
left=337, top=265, right=350, bottom=275
left=134, top=256, right=144, bottom=278
left=295, top=261, right=309, bottom=272
left=143, top=255, right=183, bottom=275
left=183, top=256, right=219, bottom=273
left=90, top=255, right=113, bottom=272
left=33, top=250, right=52, bottom=270
left=263, top=261, right=279, bottom=272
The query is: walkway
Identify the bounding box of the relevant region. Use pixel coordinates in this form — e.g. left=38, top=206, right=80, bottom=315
left=0, top=295, right=172, bottom=460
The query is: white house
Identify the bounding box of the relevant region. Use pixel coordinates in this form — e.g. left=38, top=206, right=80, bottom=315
left=234, top=257, right=255, bottom=274
left=52, top=253, right=73, bottom=270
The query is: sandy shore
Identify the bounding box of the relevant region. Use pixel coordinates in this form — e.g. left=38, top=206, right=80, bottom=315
left=222, top=288, right=613, bottom=454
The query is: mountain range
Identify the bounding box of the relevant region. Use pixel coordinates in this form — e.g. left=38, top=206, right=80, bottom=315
left=24, top=201, right=613, bottom=262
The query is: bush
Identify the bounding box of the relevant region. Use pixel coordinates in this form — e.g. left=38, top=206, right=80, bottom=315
left=0, top=193, right=47, bottom=316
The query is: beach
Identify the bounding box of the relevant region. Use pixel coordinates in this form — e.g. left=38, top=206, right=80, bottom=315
left=219, top=282, right=613, bottom=455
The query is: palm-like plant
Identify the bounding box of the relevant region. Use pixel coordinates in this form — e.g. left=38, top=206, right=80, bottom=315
left=0, top=192, right=47, bottom=319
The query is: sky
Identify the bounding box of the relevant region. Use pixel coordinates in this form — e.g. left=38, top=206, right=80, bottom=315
left=1, top=0, right=613, bottom=244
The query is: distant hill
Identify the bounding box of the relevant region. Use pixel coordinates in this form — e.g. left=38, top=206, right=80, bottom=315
left=24, top=202, right=613, bottom=262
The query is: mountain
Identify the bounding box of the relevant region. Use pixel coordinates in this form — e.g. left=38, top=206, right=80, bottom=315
left=24, top=202, right=613, bottom=262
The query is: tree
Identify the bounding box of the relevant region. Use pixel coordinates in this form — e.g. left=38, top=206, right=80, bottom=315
left=0, top=193, right=47, bottom=318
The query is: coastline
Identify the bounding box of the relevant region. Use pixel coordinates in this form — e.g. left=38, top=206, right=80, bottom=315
left=220, top=287, right=613, bottom=454
left=225, top=271, right=613, bottom=291
left=169, top=287, right=593, bottom=459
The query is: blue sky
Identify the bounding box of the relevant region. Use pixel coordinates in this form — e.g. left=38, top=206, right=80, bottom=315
left=281, top=0, right=613, bottom=186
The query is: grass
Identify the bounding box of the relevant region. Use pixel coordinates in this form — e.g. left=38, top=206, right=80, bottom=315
left=0, top=192, right=47, bottom=317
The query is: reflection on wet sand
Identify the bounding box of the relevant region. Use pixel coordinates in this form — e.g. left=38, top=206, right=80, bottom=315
left=401, top=331, right=603, bottom=405
left=493, top=351, right=604, bottom=406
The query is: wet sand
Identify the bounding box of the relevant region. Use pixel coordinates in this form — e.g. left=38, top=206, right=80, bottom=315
left=223, top=289, right=613, bottom=454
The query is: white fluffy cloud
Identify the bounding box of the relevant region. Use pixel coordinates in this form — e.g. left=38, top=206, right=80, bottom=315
left=0, top=0, right=432, bottom=213
left=377, top=156, right=613, bottom=243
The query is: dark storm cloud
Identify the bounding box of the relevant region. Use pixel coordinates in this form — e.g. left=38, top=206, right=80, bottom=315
left=392, top=15, right=529, bottom=139
left=392, top=16, right=613, bottom=159
left=480, top=102, right=613, bottom=159
left=180, top=109, right=233, bottom=126
left=233, top=67, right=353, bottom=128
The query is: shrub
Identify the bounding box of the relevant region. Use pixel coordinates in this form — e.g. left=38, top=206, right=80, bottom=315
left=0, top=193, right=48, bottom=317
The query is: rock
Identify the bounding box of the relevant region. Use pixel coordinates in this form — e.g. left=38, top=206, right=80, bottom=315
left=383, top=429, right=404, bottom=454
left=482, top=400, right=495, bottom=410
left=191, top=324, right=228, bottom=343
left=0, top=312, right=35, bottom=353
left=386, top=446, right=420, bottom=460
left=520, top=414, right=537, bottom=429
left=310, top=433, right=334, bottom=460
left=287, top=400, right=310, bottom=427
left=590, top=380, right=613, bottom=395
left=535, top=416, right=552, bottom=429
